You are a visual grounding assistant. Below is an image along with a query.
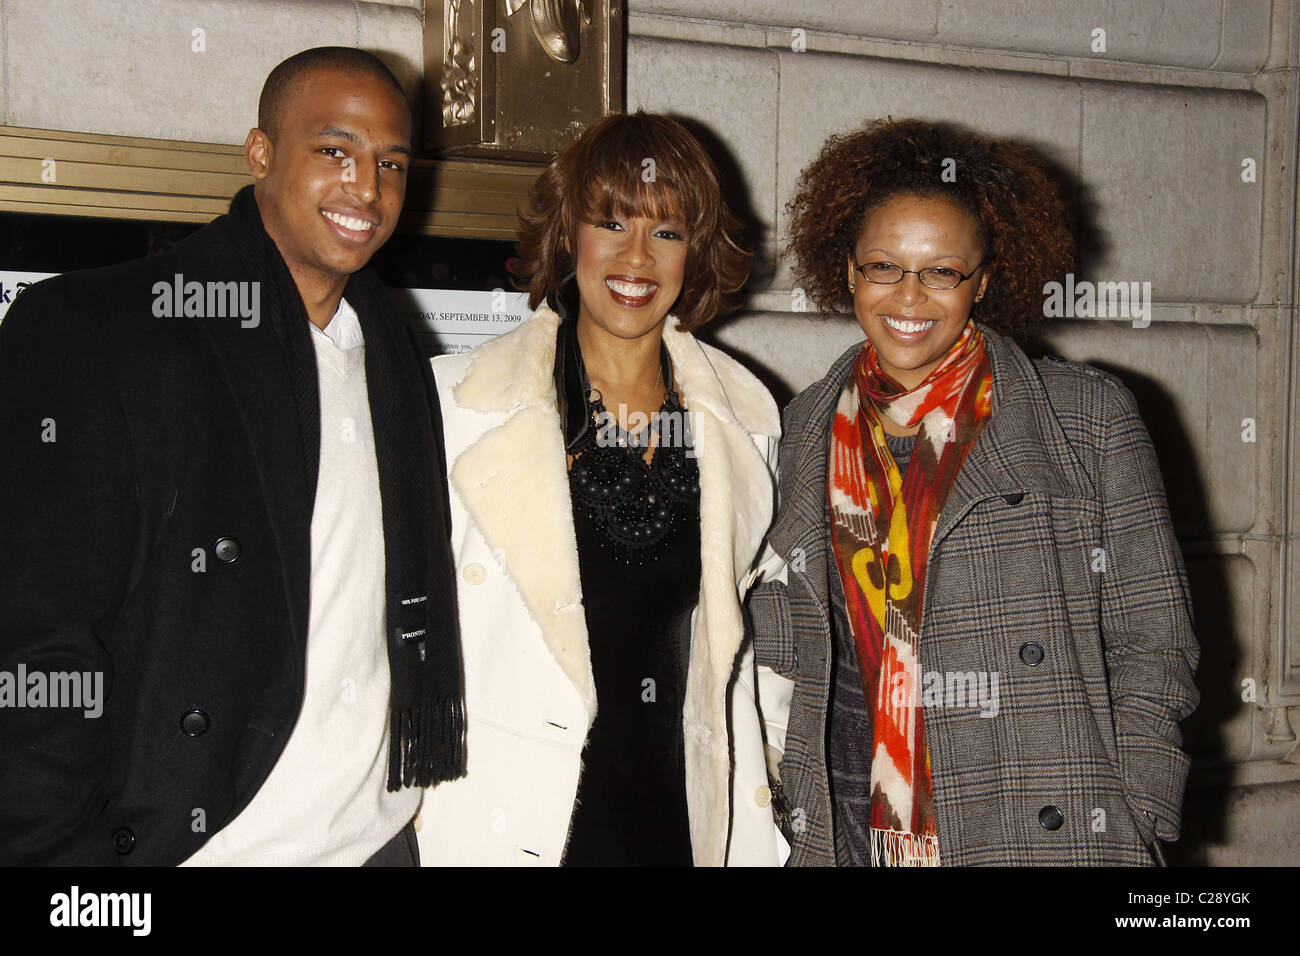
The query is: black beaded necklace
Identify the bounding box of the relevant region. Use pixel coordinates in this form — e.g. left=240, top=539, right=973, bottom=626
left=563, top=331, right=701, bottom=564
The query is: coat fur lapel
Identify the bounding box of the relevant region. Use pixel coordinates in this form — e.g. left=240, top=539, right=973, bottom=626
left=662, top=318, right=778, bottom=595
left=451, top=309, right=595, bottom=713
left=661, top=319, right=778, bottom=865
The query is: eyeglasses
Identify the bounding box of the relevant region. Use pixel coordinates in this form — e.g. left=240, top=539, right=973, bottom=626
left=853, top=260, right=985, bottom=291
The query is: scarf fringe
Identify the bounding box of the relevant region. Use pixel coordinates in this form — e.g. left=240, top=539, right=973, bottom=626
left=869, top=827, right=941, bottom=867
left=387, top=699, right=467, bottom=791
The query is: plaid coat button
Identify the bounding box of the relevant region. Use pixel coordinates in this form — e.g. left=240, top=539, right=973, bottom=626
left=1019, top=642, right=1045, bottom=666
left=1039, top=805, right=1064, bottom=830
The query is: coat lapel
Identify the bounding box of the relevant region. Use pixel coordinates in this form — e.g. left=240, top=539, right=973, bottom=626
left=663, top=320, right=777, bottom=604
left=177, top=233, right=316, bottom=652
left=933, top=326, right=1094, bottom=545
left=450, top=307, right=594, bottom=713
left=661, top=321, right=779, bottom=865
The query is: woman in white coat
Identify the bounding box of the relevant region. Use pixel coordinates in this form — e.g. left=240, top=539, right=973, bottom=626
left=417, top=112, right=790, bottom=866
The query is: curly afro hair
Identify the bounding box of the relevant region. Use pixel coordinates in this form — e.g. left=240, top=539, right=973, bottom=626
left=785, top=118, right=1074, bottom=343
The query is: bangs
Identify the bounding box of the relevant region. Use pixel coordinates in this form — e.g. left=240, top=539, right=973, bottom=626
left=568, top=120, right=715, bottom=234
left=576, top=173, right=687, bottom=228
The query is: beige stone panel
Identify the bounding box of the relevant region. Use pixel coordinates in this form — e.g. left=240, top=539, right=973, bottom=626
left=934, top=0, right=1223, bottom=69
left=629, top=0, right=938, bottom=42
left=697, top=310, right=863, bottom=407
left=775, top=51, right=1082, bottom=289
left=356, top=0, right=425, bottom=97
left=1079, top=82, right=1264, bottom=304
left=5, top=0, right=358, bottom=144
left=1201, top=325, right=1260, bottom=534
left=1286, top=535, right=1300, bottom=700
left=1213, top=0, right=1273, bottom=72
left=1179, top=780, right=1300, bottom=865
left=0, top=0, right=8, bottom=126
left=628, top=37, right=780, bottom=288
left=631, top=0, right=1269, bottom=72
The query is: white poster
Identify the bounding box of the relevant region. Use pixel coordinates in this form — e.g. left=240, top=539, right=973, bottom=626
left=389, top=287, right=532, bottom=355
left=0, top=272, right=57, bottom=325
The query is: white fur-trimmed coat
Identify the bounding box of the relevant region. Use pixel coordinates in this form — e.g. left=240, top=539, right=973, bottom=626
left=415, top=305, right=792, bottom=866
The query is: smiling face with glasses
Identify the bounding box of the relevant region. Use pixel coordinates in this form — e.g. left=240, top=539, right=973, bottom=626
left=846, top=193, right=991, bottom=397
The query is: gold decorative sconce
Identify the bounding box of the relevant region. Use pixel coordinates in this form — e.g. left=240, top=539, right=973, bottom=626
left=425, top=0, right=624, bottom=159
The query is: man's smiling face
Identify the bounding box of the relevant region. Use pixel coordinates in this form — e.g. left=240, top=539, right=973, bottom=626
left=246, top=67, right=411, bottom=298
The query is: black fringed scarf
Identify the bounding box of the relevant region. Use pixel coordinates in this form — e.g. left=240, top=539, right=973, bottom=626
left=216, top=185, right=466, bottom=790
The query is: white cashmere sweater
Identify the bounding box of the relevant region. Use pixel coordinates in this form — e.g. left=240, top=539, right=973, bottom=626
left=182, top=299, right=418, bottom=866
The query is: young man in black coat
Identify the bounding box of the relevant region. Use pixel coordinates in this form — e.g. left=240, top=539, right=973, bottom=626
left=0, top=47, right=465, bottom=865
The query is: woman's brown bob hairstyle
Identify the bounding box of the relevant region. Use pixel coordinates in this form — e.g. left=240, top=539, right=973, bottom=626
left=786, top=118, right=1075, bottom=344
left=515, top=110, right=751, bottom=332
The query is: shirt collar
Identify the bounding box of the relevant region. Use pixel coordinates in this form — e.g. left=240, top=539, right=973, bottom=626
left=314, top=296, right=363, bottom=350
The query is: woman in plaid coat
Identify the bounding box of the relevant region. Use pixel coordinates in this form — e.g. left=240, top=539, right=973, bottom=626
left=751, top=119, right=1199, bottom=866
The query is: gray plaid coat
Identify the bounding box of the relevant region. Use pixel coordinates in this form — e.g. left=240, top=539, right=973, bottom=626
left=750, top=324, right=1199, bottom=866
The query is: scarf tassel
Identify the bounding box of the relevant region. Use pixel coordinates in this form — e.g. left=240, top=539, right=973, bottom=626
left=387, top=698, right=467, bottom=791
left=870, top=827, right=941, bottom=867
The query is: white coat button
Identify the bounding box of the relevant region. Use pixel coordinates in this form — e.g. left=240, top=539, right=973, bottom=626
left=462, top=563, right=486, bottom=585
left=755, top=785, right=772, bottom=808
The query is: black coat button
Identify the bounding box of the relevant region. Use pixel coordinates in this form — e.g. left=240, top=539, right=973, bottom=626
left=1002, top=493, right=1025, bottom=505
left=1039, top=805, right=1064, bottom=830
left=180, top=709, right=209, bottom=736
left=1019, top=641, right=1045, bottom=666
left=214, top=537, right=240, bottom=563
left=111, top=826, right=135, bottom=855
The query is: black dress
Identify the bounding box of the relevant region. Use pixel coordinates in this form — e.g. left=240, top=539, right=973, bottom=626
left=555, top=318, right=699, bottom=866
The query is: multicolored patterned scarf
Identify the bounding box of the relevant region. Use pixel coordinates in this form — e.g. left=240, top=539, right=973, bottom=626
left=828, top=321, right=993, bottom=866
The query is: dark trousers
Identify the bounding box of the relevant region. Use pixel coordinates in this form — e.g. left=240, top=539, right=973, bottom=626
left=363, top=819, right=420, bottom=867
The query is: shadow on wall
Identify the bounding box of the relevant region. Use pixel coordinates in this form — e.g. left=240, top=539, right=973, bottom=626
left=672, top=115, right=778, bottom=294
left=669, top=114, right=803, bottom=407
left=1076, top=363, right=1236, bottom=865
left=697, top=314, right=804, bottom=408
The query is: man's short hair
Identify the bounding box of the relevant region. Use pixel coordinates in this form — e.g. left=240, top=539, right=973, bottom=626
left=258, top=47, right=407, bottom=138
